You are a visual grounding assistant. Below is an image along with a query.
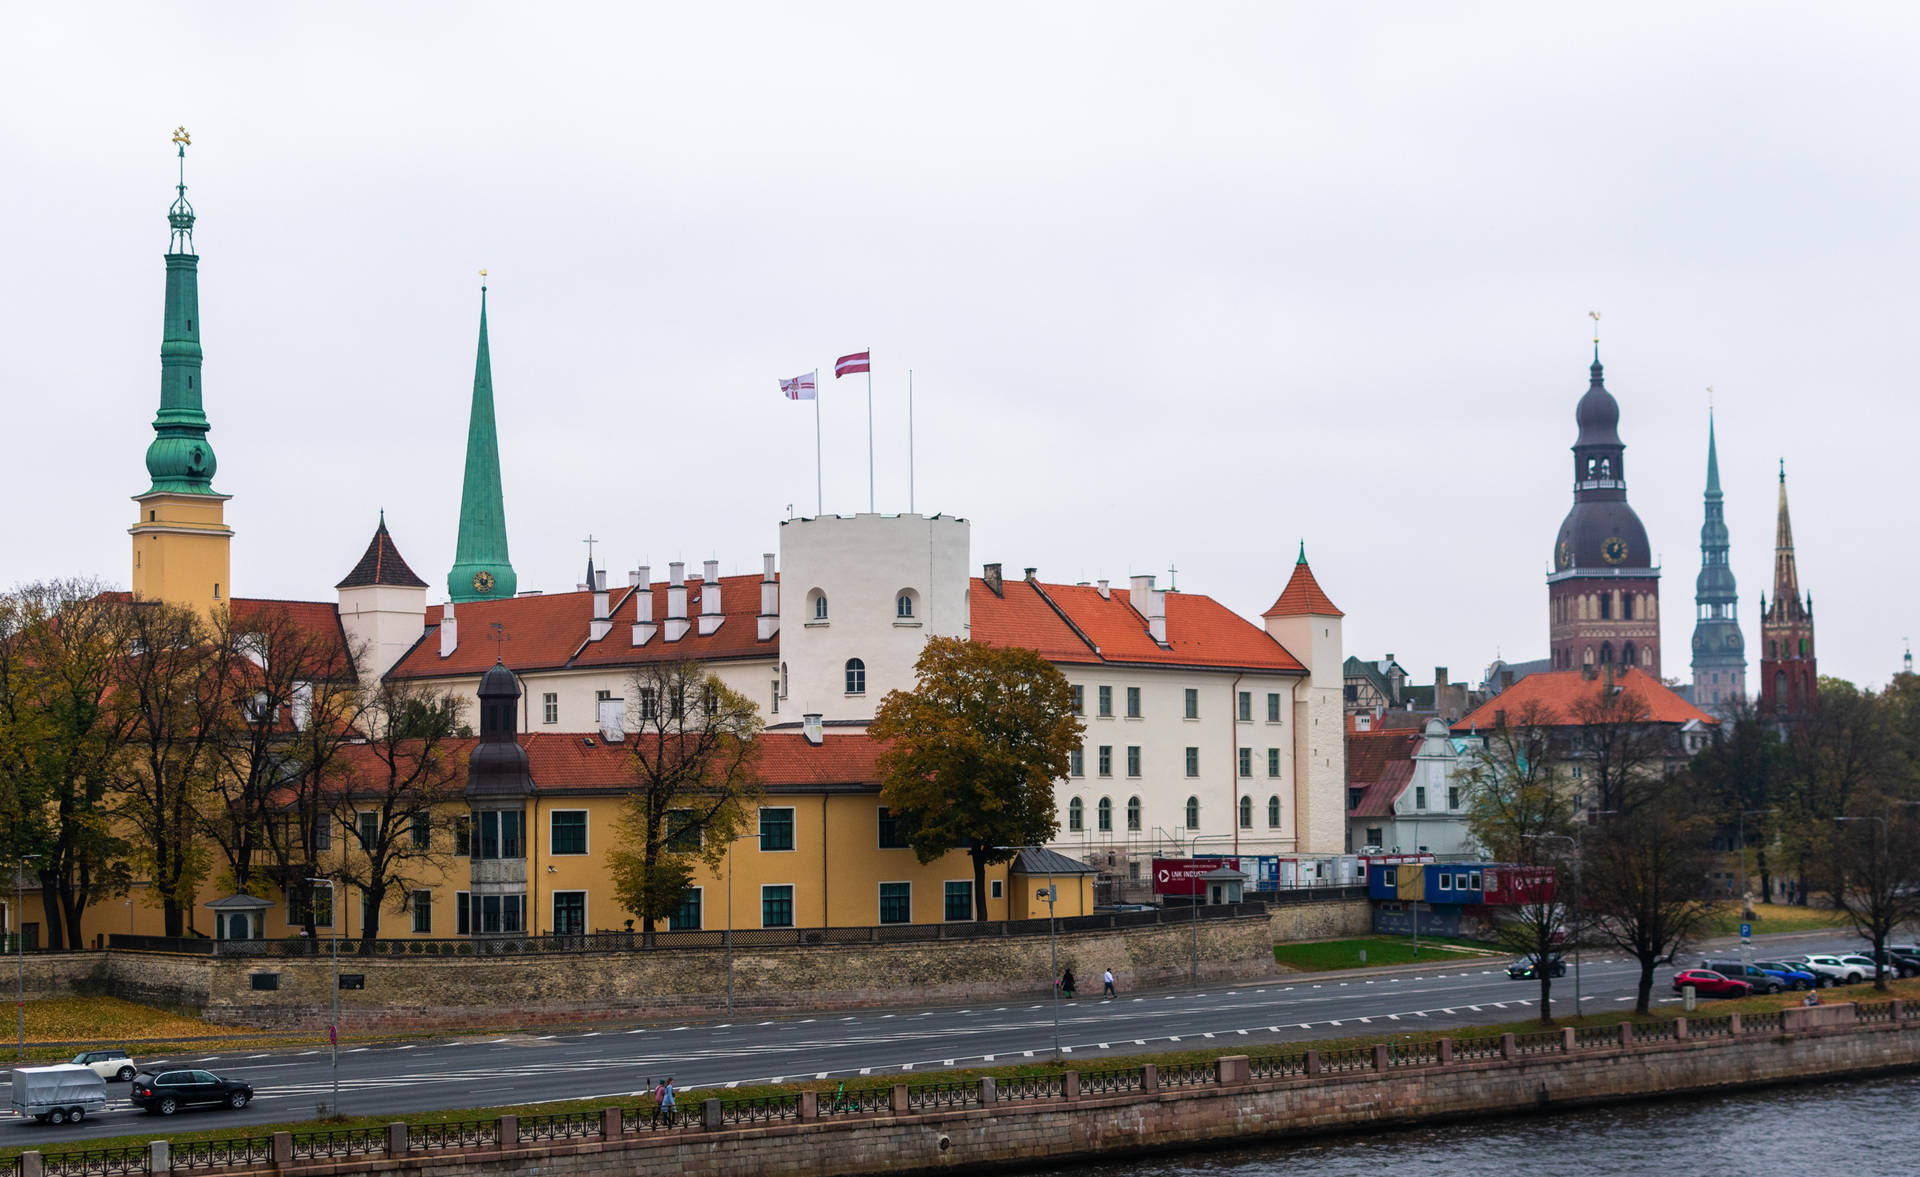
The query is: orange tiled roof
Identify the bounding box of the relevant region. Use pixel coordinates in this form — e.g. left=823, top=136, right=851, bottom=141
left=971, top=578, right=1307, bottom=673
left=1451, top=668, right=1715, bottom=732
left=1263, top=559, right=1343, bottom=618
left=96, top=592, right=354, bottom=679
left=1345, top=727, right=1419, bottom=818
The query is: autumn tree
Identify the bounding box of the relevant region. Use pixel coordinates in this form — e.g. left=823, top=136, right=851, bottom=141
left=870, top=637, right=1082, bottom=921
left=1581, top=778, right=1719, bottom=1014
left=607, top=661, right=764, bottom=940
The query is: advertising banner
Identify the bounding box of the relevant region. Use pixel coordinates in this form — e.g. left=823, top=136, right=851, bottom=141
left=1151, top=856, right=1243, bottom=897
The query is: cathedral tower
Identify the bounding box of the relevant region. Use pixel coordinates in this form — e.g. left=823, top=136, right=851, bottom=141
left=447, top=285, right=518, bottom=603
left=1759, top=463, right=1815, bottom=717
left=1547, top=350, right=1661, bottom=677
left=1689, top=413, right=1745, bottom=707
left=130, top=129, right=233, bottom=622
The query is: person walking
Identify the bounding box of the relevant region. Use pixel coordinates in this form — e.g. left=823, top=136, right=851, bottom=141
left=1103, top=968, right=1116, bottom=998
left=651, top=1076, right=677, bottom=1127
left=1061, top=967, right=1076, bottom=999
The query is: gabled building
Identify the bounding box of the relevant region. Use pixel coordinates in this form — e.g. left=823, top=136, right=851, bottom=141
left=1346, top=718, right=1479, bottom=857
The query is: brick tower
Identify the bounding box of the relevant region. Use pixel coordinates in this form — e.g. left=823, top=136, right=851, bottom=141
left=1759, top=462, right=1816, bottom=718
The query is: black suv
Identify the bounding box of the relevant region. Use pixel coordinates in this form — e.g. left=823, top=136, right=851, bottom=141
left=1701, top=961, right=1784, bottom=994
left=1507, top=954, right=1567, bottom=980
left=129, top=1070, right=254, bottom=1115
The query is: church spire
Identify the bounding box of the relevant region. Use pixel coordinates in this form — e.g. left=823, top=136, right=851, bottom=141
left=447, top=281, right=518, bottom=603
left=1772, top=461, right=1800, bottom=606
left=1690, top=410, right=1743, bottom=706
left=1760, top=461, right=1815, bottom=717
left=143, top=127, right=217, bottom=495
left=1704, top=411, right=1722, bottom=498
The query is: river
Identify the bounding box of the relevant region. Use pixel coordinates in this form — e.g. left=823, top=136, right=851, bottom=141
left=1049, top=1071, right=1919, bottom=1174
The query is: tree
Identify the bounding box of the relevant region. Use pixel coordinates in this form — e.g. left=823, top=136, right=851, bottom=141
left=0, top=581, right=135, bottom=949
left=1463, top=700, right=1578, bottom=1024
left=606, top=661, right=764, bottom=940
left=1566, top=681, right=1674, bottom=816
left=1688, top=699, right=1784, bottom=906
left=328, top=680, right=467, bottom=944
left=1777, top=679, right=1899, bottom=905
left=1818, top=801, right=1920, bottom=991
left=869, top=637, right=1082, bottom=921
left=1581, top=778, right=1719, bottom=1014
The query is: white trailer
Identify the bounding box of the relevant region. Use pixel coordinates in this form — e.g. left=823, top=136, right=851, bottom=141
left=10, top=1064, right=109, bottom=1124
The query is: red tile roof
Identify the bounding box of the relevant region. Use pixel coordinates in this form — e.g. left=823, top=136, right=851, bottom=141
left=971, top=578, right=1308, bottom=673
left=1345, top=727, right=1420, bottom=818
left=1451, top=668, right=1716, bottom=733
left=967, top=579, right=1102, bottom=664
left=97, top=592, right=355, bottom=679
left=1263, top=558, right=1344, bottom=618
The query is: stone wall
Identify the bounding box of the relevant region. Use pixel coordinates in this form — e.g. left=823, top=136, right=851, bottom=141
left=1266, top=898, right=1372, bottom=943
left=8, top=952, right=107, bottom=1000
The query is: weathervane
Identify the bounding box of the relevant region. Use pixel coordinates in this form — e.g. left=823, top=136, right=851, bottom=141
left=168, top=126, right=195, bottom=252
left=486, top=621, right=511, bottom=661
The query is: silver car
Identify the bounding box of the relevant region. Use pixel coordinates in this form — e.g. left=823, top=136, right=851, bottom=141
left=1800, top=954, right=1869, bottom=984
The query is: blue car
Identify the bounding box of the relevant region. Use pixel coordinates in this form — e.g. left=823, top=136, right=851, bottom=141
left=1752, top=960, right=1816, bottom=990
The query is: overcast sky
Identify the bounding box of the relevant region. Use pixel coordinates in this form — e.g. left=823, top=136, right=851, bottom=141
left=6, top=3, right=1912, bottom=692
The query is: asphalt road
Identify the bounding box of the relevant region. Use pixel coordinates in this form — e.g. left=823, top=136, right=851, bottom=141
left=8, top=928, right=1891, bottom=1146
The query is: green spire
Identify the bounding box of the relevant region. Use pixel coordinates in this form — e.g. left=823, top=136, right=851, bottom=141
left=447, top=284, right=517, bottom=602
left=1704, top=410, right=1721, bottom=498
left=143, top=128, right=218, bottom=495
left=1296, top=540, right=1308, bottom=565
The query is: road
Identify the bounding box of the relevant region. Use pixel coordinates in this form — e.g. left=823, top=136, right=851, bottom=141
left=7, top=929, right=1887, bottom=1145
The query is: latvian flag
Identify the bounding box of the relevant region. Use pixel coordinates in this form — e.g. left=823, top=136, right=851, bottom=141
left=781, top=371, right=817, bottom=400
left=835, top=350, right=871, bottom=378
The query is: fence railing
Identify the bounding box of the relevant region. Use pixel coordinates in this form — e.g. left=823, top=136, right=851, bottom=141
left=715, top=1094, right=802, bottom=1126
left=170, top=1138, right=274, bottom=1171
left=518, top=1111, right=602, bottom=1143
left=288, top=1127, right=387, bottom=1162
left=1388, top=1041, right=1440, bottom=1068
left=905, top=1079, right=979, bottom=1112
left=819, top=1084, right=893, bottom=1117
left=1250, top=1051, right=1310, bottom=1079
left=1745, top=1010, right=1784, bottom=1034
left=1156, top=1061, right=1218, bottom=1088
left=1689, top=1015, right=1734, bottom=1039
left=37, top=1146, right=149, bottom=1177
left=1452, top=1034, right=1504, bottom=1061
left=1080, top=1065, right=1146, bottom=1093
left=408, top=1118, right=499, bottom=1151
left=1854, top=1001, right=1896, bottom=1025
left=1512, top=1030, right=1563, bottom=1057
left=997, top=1073, right=1067, bottom=1102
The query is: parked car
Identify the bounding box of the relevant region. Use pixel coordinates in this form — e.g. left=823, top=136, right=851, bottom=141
left=70, top=1050, right=137, bottom=1081
left=128, top=1070, right=253, bottom=1115
left=1785, top=955, right=1849, bottom=987
left=1888, top=946, right=1920, bottom=971
left=1701, top=960, right=1785, bottom=994
left=1752, top=961, right=1818, bottom=990
left=1803, top=954, right=1871, bottom=984
left=1847, top=951, right=1917, bottom=980
left=1671, top=969, right=1754, bottom=999
left=1508, top=954, right=1568, bottom=980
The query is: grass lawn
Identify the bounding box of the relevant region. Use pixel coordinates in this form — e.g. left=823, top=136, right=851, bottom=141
left=1273, top=935, right=1493, bottom=971
left=1704, top=902, right=1849, bottom=936
left=8, top=976, right=1914, bottom=1163
left=16, top=996, right=258, bottom=1048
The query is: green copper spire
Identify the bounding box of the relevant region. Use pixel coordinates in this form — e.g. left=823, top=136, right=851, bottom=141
left=1704, top=410, right=1722, bottom=498
left=1296, top=540, right=1307, bottom=565
left=447, top=284, right=517, bottom=602
left=143, top=128, right=219, bottom=495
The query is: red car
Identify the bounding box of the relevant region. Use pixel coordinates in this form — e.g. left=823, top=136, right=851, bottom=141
left=1671, top=969, right=1754, bottom=999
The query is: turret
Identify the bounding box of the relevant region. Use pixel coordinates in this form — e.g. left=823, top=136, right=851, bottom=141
left=336, top=512, right=429, bottom=683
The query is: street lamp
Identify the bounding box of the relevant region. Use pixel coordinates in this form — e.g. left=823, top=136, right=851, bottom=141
left=723, top=832, right=759, bottom=1017
left=305, top=878, right=339, bottom=1117
left=14, top=854, right=38, bottom=1060
left=993, top=845, right=1062, bottom=1061
left=1188, top=834, right=1235, bottom=988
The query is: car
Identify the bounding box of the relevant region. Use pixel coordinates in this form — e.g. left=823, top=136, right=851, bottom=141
left=1803, top=954, right=1871, bottom=985
left=1752, top=961, right=1818, bottom=990
left=1701, top=960, right=1785, bottom=994
left=128, top=1070, right=253, bottom=1116
left=1847, top=951, right=1917, bottom=980
left=1508, top=954, right=1568, bottom=980
left=69, top=1050, right=138, bottom=1082
left=1888, top=946, right=1920, bottom=972
left=1671, top=969, right=1754, bottom=999
left=1784, top=955, right=1848, bottom=987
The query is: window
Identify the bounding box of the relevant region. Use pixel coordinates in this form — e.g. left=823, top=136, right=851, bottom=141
left=1267, top=748, right=1280, bottom=777
left=1098, top=746, right=1112, bottom=777
left=845, top=658, right=866, bottom=694
left=1349, top=787, right=1364, bottom=810
left=638, top=686, right=659, bottom=721
left=1238, top=691, right=1252, bottom=722
left=1384, top=867, right=1397, bottom=887
left=1267, top=795, right=1281, bottom=828
left=1097, top=796, right=1112, bottom=832
left=1070, top=685, right=1084, bottom=715
left=473, top=810, right=525, bottom=859
left=771, top=680, right=779, bottom=714
left=1238, top=748, right=1252, bottom=778
left=356, top=811, right=378, bottom=850
left=670, top=888, right=702, bottom=931
left=812, top=591, right=829, bottom=621
left=1469, top=871, right=1482, bottom=890
left=542, top=693, right=558, bottom=724
left=879, top=882, right=912, bottom=924
left=1126, top=686, right=1141, bottom=718
left=990, top=879, right=1004, bottom=899
left=1184, top=688, right=1199, bottom=719
left=943, top=881, right=974, bottom=921
left=1069, top=748, right=1085, bottom=777
left=1438, top=873, right=1452, bottom=891
left=1126, top=797, right=1141, bottom=832
left=1185, top=796, right=1200, bottom=828
left=479, top=894, right=524, bottom=934
left=1239, top=796, right=1253, bottom=828
left=411, top=890, right=432, bottom=934
left=1267, top=693, right=1281, bottom=722
left=1126, top=746, right=1141, bottom=777
left=1185, top=747, right=1200, bottom=777
left=1366, top=827, right=1383, bottom=847
left=761, top=885, right=795, bottom=928
left=1447, top=786, right=1460, bottom=810
left=455, top=891, right=470, bottom=935
left=896, top=594, right=914, bottom=619
left=878, top=806, right=913, bottom=849
left=759, top=807, right=796, bottom=851
left=1097, top=686, right=1113, bottom=717
left=409, top=811, right=430, bottom=850
left=1599, top=594, right=1612, bottom=620
left=313, top=819, right=330, bottom=852
left=551, top=811, right=588, bottom=855
left=1415, top=786, right=1428, bottom=810
left=553, top=892, right=586, bottom=935
left=307, top=884, right=334, bottom=929
left=250, top=973, right=279, bottom=991
left=666, top=809, right=702, bottom=852
left=1069, top=797, right=1084, bottom=831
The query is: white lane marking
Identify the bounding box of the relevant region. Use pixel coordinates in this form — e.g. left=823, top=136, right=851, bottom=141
left=1298, top=1024, right=1312, bottom=1030
left=1168, top=1037, right=1181, bottom=1043
left=1388, top=1015, right=1401, bottom=1021
left=1135, top=1039, right=1147, bottom=1046
left=983, top=1055, right=995, bottom=1062
left=625, top=1029, right=646, bottom=1034
left=714, top=1024, right=731, bottom=1030
left=943, top=1060, right=954, bottom=1067
left=859, top=1067, right=872, bottom=1075
left=1023, top=1051, right=1034, bottom=1058
left=1062, top=1046, right=1073, bottom=1053
left=1098, top=1043, right=1110, bottom=1050
left=1441, top=1008, right=1455, bottom=1015
left=580, top=1032, right=601, bottom=1037
left=1268, top=1026, right=1281, bottom=1033
left=536, top=1036, right=556, bottom=1041
left=816, top=1072, right=828, bottom=1079
left=396, top=1045, right=416, bottom=1051
left=881, top=1015, right=895, bottom=1020
left=1329, top=1021, right=1341, bottom=1027
left=247, top=1053, right=269, bottom=1059
left=1235, top=1029, right=1248, bottom=1036
left=1202, top=1033, right=1215, bottom=1039
left=196, top=1056, right=220, bottom=1062
left=1358, top=1018, right=1372, bottom=1024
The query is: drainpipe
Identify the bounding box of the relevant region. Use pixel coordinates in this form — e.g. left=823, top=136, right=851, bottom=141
left=1228, top=674, right=1244, bottom=855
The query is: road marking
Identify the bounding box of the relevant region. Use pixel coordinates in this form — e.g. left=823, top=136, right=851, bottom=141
left=1168, top=1036, right=1181, bottom=1042
left=943, top=1060, right=955, bottom=1067
left=1440, top=1009, right=1455, bottom=1015
left=536, top=1036, right=556, bottom=1041
left=881, top=1014, right=895, bottom=1019
left=1268, top=1026, right=1280, bottom=1033
left=1299, top=1024, right=1312, bottom=1030
left=902, top=1063, right=914, bottom=1071
left=1235, top=1029, right=1248, bottom=1036
left=983, top=1055, right=995, bottom=1062
left=196, top=1056, right=219, bottom=1062
left=1202, top=1033, right=1215, bottom=1039
left=816, top=1072, right=828, bottom=1079
left=1062, top=1046, right=1073, bottom=1053
left=1328, top=1020, right=1341, bottom=1026
left=625, top=1029, right=647, bottom=1034
left=1358, top=1018, right=1371, bottom=1024
left=1099, top=1043, right=1110, bottom=1050
left=714, top=1024, right=731, bottom=1030
left=1135, top=1040, right=1147, bottom=1046
left=1388, top=1015, right=1401, bottom=1021
left=1024, top=1051, right=1034, bottom=1058
left=1466, top=1006, right=1482, bottom=1012
left=580, top=1032, right=600, bottom=1037
left=859, top=1067, right=872, bottom=1075
left=396, top=1045, right=415, bottom=1051
left=1492, top=1003, right=1507, bottom=1009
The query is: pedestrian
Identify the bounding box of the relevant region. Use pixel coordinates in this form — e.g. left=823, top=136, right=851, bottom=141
left=1061, top=968, right=1076, bottom=999
left=1103, top=968, right=1116, bottom=998
left=650, top=1076, right=676, bottom=1127
left=1803, top=989, right=1820, bottom=1008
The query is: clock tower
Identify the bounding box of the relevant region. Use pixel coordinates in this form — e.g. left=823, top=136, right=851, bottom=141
left=1546, top=349, right=1661, bottom=677
left=447, top=284, right=518, bottom=603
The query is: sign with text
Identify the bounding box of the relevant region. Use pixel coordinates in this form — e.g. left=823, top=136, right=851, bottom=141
left=1152, top=857, right=1243, bottom=897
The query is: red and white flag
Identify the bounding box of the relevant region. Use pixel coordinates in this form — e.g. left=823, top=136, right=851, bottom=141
left=780, top=371, right=817, bottom=400
left=835, top=351, right=871, bottom=378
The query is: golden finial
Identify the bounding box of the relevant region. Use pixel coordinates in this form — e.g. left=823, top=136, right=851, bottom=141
left=172, top=126, right=191, bottom=147
left=479, top=268, right=488, bottom=278
left=1707, top=385, right=1714, bottom=409
left=1588, top=310, right=1601, bottom=343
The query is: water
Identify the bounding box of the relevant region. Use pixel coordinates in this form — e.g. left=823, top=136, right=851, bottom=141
left=1050, top=1072, right=1920, bottom=1174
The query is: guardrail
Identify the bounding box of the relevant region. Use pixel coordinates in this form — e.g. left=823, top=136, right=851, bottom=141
left=15, top=1000, right=1910, bottom=1177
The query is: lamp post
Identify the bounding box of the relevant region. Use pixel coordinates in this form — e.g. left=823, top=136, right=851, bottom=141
left=1188, top=834, right=1235, bottom=988
left=14, top=854, right=38, bottom=1060
left=724, top=831, right=760, bottom=1018
left=994, top=845, right=1062, bottom=1060
left=305, top=878, right=339, bottom=1117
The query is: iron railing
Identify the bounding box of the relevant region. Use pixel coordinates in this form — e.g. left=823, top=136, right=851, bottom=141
left=1249, top=1051, right=1310, bottom=1079
left=905, top=1080, right=979, bottom=1112
left=1632, top=1020, right=1677, bottom=1043
left=621, top=1103, right=689, bottom=1132
left=1513, top=1030, right=1563, bottom=1057
left=1156, top=1061, right=1218, bottom=1088
left=289, top=1127, right=387, bottom=1162
left=1745, top=1010, right=1784, bottom=1034
left=1574, top=1024, right=1618, bottom=1048
left=36, top=1147, right=149, bottom=1177
left=1388, top=1041, right=1439, bottom=1068
left=1452, top=1034, right=1504, bottom=1061
left=1854, top=1001, right=1896, bottom=1025
left=409, top=1118, right=500, bottom=1151
left=1079, top=1065, right=1146, bottom=1093
left=997, top=1073, right=1066, bottom=1102
left=715, top=1094, right=802, bottom=1125
left=170, top=1138, right=274, bottom=1171
left=1688, top=1015, right=1734, bottom=1039
left=1316, top=1046, right=1374, bottom=1075
left=519, top=1111, right=602, bottom=1142
left=818, top=1084, right=893, bottom=1117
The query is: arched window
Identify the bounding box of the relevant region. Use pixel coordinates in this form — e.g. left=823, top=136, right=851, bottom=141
left=1622, top=641, right=1636, bottom=668
left=1599, top=593, right=1612, bottom=620
left=808, top=589, right=829, bottom=621
left=1239, top=796, right=1253, bottom=828
left=896, top=594, right=914, bottom=618
left=1268, top=795, right=1281, bottom=828
left=1622, top=594, right=1634, bottom=620
left=1126, top=797, right=1141, bottom=832
left=1185, top=796, right=1200, bottom=829
left=779, top=662, right=788, bottom=699
left=1599, top=642, right=1613, bottom=665
left=1068, top=797, right=1084, bottom=832
left=844, top=658, right=865, bottom=694
left=1583, top=646, right=1595, bottom=667
left=1097, top=797, right=1112, bottom=832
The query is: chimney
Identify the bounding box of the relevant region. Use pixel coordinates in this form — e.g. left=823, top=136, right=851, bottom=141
left=758, top=553, right=779, bottom=641
left=665, top=562, right=690, bottom=641
left=439, top=604, right=457, bottom=658
left=803, top=713, right=824, bottom=745
left=628, top=567, right=642, bottom=588
left=1436, top=667, right=1449, bottom=689
left=1355, top=712, right=1371, bottom=732
left=596, top=569, right=608, bottom=591
left=699, top=559, right=724, bottom=636
left=1130, top=574, right=1166, bottom=644
left=1097, top=579, right=1110, bottom=600
left=1024, top=567, right=1037, bottom=581
left=590, top=579, right=611, bottom=641
left=983, top=563, right=1003, bottom=597
left=631, top=567, right=657, bottom=645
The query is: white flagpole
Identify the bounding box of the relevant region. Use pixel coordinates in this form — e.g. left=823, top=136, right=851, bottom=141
left=866, top=345, right=875, bottom=513
left=813, top=371, right=823, bottom=517
left=908, top=369, right=915, bottom=515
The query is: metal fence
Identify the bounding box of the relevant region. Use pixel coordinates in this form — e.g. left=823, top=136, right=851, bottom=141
left=1744, top=1010, right=1784, bottom=1034
left=409, top=1118, right=500, bottom=1151
left=998, top=1073, right=1067, bottom=1102
left=1250, top=1051, right=1311, bottom=1079
left=1688, top=1015, right=1734, bottom=1039
left=905, top=1080, right=979, bottom=1112
left=1854, top=1001, right=1897, bottom=1025
left=288, top=1127, right=387, bottom=1162
left=36, top=1147, right=149, bottom=1177
left=715, top=1094, right=802, bottom=1126
left=519, top=1111, right=602, bottom=1142
left=170, top=1138, right=274, bottom=1171
left=1452, top=1034, right=1504, bottom=1061
left=1512, top=1030, right=1563, bottom=1057
left=1388, top=1041, right=1440, bottom=1068
left=819, top=1084, right=894, bottom=1117
left=1080, top=1065, right=1147, bottom=1093
left=1316, top=1046, right=1374, bottom=1075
